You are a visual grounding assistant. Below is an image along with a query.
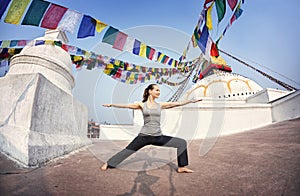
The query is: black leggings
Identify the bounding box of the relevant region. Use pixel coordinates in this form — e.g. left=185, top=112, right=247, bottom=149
left=107, top=135, right=189, bottom=168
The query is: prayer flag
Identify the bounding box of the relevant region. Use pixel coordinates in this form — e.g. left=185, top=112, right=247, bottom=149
left=206, top=3, right=214, bottom=30
left=198, top=24, right=209, bottom=54
left=17, top=40, right=27, bottom=46
left=77, top=15, right=96, bottom=38
left=139, top=43, right=147, bottom=57
left=9, top=40, right=17, bottom=47
left=41, top=3, right=68, bottom=29
left=4, top=0, right=31, bottom=24
left=22, top=0, right=50, bottom=26
left=58, top=9, right=82, bottom=34
left=96, top=20, right=107, bottom=33
left=204, top=0, right=214, bottom=8
left=215, top=0, right=226, bottom=23
left=123, top=36, right=135, bottom=52
left=146, top=46, right=155, bottom=60
left=163, top=56, right=169, bottom=64
left=230, top=2, right=243, bottom=24
left=204, top=38, right=212, bottom=60
left=227, top=0, right=238, bottom=11
left=112, top=31, right=128, bottom=51
left=132, top=39, right=141, bottom=55
left=35, top=40, right=45, bottom=46
left=1, top=40, right=10, bottom=47
left=102, top=26, right=119, bottom=45
left=0, top=0, right=11, bottom=20
left=191, top=34, right=198, bottom=48
left=210, top=41, right=219, bottom=57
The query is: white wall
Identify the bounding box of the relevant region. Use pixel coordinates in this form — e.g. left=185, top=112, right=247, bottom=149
left=271, top=90, right=300, bottom=122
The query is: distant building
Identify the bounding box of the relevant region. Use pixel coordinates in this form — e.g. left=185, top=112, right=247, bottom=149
left=88, top=120, right=100, bottom=138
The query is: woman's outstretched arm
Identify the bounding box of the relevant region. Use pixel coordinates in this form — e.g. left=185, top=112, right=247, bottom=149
left=102, top=102, right=142, bottom=110
left=160, top=99, right=202, bottom=109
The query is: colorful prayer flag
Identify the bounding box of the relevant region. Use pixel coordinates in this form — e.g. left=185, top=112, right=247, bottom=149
left=9, top=40, right=17, bottom=47
left=58, top=9, right=82, bottom=34
left=22, top=0, right=50, bottom=26
left=139, top=43, right=147, bottom=57
left=123, top=36, right=135, bottom=52
left=0, top=0, right=12, bottom=20
left=112, top=31, right=128, bottom=51
left=198, top=24, right=209, bottom=54
left=132, top=39, right=141, bottom=55
left=41, top=3, right=68, bottom=29
left=206, top=3, right=214, bottom=30
left=4, top=0, right=31, bottom=24
left=146, top=46, right=155, bottom=60
left=230, top=2, right=243, bottom=24
left=210, top=42, right=219, bottom=57
left=96, top=20, right=107, bottom=33
left=204, top=0, right=214, bottom=8
left=215, top=0, right=226, bottom=23
left=102, top=26, right=119, bottom=45
left=227, top=0, right=238, bottom=11
left=77, top=15, right=96, bottom=38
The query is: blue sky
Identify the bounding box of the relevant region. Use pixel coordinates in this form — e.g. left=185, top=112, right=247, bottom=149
left=1, top=0, right=300, bottom=123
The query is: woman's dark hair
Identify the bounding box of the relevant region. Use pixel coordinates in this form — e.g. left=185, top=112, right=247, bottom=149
left=142, top=84, right=157, bottom=102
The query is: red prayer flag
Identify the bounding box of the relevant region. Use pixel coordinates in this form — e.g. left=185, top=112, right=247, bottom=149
left=41, top=4, right=67, bottom=29
left=112, top=31, right=128, bottom=51
left=210, top=42, right=219, bottom=57
left=227, top=0, right=238, bottom=11
left=204, top=0, right=214, bottom=8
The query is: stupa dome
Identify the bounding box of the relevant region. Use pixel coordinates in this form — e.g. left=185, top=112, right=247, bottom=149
left=183, top=70, right=263, bottom=100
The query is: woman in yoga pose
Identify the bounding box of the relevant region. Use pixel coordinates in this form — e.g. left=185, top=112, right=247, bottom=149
left=101, top=84, right=201, bottom=173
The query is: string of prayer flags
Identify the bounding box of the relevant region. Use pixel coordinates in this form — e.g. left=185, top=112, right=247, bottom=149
left=22, top=0, right=50, bottom=26
left=4, top=0, right=31, bottom=24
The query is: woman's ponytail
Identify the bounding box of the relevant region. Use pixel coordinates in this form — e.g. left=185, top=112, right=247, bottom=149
left=142, top=84, right=156, bottom=102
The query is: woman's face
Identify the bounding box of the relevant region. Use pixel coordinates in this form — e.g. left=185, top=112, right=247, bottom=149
left=149, top=85, right=160, bottom=99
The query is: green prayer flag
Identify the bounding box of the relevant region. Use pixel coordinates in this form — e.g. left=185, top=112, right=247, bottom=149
left=22, top=0, right=50, bottom=26
left=215, top=0, right=226, bottom=23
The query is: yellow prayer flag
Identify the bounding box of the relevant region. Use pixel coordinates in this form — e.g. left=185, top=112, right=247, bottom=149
left=106, top=63, right=114, bottom=69
left=114, top=60, right=120, bottom=66
left=8, top=48, right=15, bottom=55
left=4, top=0, right=31, bottom=25
left=73, top=56, right=83, bottom=62
left=45, top=40, right=54, bottom=45
left=139, top=43, right=147, bottom=57
left=103, top=68, right=111, bottom=75
left=206, top=3, right=214, bottom=30
left=96, top=20, right=108, bottom=33
left=211, top=55, right=227, bottom=65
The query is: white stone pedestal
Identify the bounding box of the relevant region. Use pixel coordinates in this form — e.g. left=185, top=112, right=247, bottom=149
left=0, top=30, right=91, bottom=166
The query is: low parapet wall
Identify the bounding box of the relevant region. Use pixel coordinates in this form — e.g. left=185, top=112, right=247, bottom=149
left=100, top=101, right=272, bottom=140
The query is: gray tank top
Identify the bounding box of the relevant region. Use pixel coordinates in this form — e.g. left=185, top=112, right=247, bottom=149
left=139, top=102, right=162, bottom=136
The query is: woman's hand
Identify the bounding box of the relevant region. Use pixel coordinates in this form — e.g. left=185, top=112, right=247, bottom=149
left=102, top=104, right=112, bottom=107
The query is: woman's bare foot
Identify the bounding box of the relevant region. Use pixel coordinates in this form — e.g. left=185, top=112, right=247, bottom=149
left=177, top=167, right=193, bottom=173
left=100, top=163, right=108, bottom=171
